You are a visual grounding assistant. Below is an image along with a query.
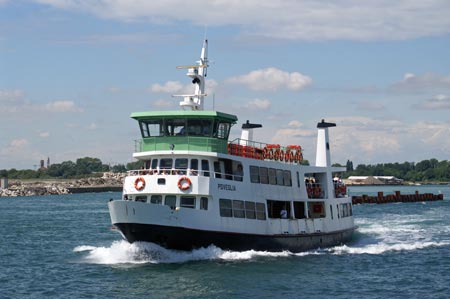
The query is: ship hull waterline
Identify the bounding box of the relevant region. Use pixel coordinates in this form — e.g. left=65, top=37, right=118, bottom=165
left=113, top=223, right=356, bottom=252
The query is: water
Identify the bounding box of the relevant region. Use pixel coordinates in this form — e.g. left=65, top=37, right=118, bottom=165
left=1, top=186, right=449, bottom=299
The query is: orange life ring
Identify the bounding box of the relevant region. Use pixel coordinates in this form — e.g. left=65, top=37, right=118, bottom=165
left=274, top=150, right=280, bottom=161
left=178, top=176, right=192, bottom=191
left=263, top=147, right=269, bottom=159
left=279, top=150, right=285, bottom=162
left=134, top=177, right=145, bottom=191
left=268, top=149, right=274, bottom=160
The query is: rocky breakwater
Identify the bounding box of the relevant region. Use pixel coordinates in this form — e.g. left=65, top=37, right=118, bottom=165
left=0, top=172, right=125, bottom=197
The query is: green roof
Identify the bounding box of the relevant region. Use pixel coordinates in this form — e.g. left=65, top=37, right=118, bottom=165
left=131, top=110, right=238, bottom=122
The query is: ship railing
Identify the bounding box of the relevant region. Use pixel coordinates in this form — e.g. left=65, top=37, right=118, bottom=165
left=228, top=138, right=303, bottom=163
left=128, top=168, right=211, bottom=177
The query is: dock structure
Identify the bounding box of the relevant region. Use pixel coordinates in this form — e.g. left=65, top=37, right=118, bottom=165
left=352, top=190, right=444, bottom=205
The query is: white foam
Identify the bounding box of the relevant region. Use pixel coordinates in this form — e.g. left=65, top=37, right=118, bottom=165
left=330, top=241, right=449, bottom=255
left=74, top=240, right=302, bottom=264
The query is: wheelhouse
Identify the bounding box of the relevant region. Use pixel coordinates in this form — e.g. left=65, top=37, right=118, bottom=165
left=132, top=110, right=237, bottom=153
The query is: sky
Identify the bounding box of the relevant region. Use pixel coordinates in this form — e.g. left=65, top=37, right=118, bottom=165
left=1, top=0, right=450, bottom=170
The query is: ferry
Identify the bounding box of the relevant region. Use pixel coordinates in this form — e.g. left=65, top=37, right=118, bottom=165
left=108, top=39, right=356, bottom=252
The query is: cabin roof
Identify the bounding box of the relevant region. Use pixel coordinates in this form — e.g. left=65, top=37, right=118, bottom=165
left=131, top=110, right=238, bottom=122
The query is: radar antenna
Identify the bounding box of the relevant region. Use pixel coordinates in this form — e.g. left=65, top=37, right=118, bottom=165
left=173, top=39, right=209, bottom=110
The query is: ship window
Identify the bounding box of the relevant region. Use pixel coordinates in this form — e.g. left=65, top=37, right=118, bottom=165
left=151, top=159, right=158, bottom=169
left=180, top=196, right=196, bottom=209
left=283, top=171, right=292, bottom=186
left=201, top=159, right=210, bottom=177
left=256, top=203, right=266, bottom=220
left=187, top=119, right=212, bottom=136
left=160, top=158, right=173, bottom=169
left=259, top=167, right=269, bottom=184
left=215, top=122, right=231, bottom=139
left=140, top=121, right=149, bottom=137
left=309, top=202, right=326, bottom=218
left=200, top=197, right=208, bottom=210
left=330, top=205, right=333, bottom=220
left=157, top=178, right=165, bottom=185
left=250, top=166, right=260, bottom=183
left=165, top=195, right=176, bottom=210
left=219, top=199, right=232, bottom=217
left=145, top=160, right=151, bottom=169
left=166, top=118, right=186, bottom=136
left=245, top=201, right=256, bottom=219
left=143, top=119, right=163, bottom=137
left=135, top=196, right=147, bottom=203
left=268, top=168, right=277, bottom=185
left=175, top=158, right=188, bottom=174
left=150, top=195, right=162, bottom=204
left=190, top=159, right=199, bottom=175
left=276, top=169, right=284, bottom=186
left=232, top=200, right=245, bottom=218
left=296, top=171, right=300, bottom=188
left=294, top=202, right=306, bottom=219
left=213, top=161, right=222, bottom=178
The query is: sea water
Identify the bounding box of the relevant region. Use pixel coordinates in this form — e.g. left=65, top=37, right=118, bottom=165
left=1, top=186, right=449, bottom=299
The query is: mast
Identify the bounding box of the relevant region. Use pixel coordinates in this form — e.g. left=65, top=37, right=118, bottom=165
left=174, top=39, right=209, bottom=111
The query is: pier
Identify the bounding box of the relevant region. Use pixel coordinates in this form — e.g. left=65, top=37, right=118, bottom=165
left=352, top=190, right=444, bottom=205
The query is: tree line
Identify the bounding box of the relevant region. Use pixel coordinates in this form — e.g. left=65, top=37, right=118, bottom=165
left=0, top=157, right=142, bottom=179
left=342, top=159, right=450, bottom=182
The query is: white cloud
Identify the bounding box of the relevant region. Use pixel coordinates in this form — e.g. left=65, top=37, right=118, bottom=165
left=227, top=67, right=312, bottom=91
left=10, top=138, right=28, bottom=148
left=151, top=81, right=184, bottom=93
left=0, top=90, right=83, bottom=114
left=413, top=94, right=450, bottom=110
left=152, top=99, right=175, bottom=108
left=246, top=98, right=271, bottom=110
left=390, top=72, right=450, bottom=92
left=42, top=100, right=83, bottom=112
left=31, top=1, right=450, bottom=41
left=39, top=132, right=50, bottom=138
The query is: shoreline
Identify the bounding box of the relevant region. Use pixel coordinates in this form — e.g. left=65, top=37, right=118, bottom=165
left=0, top=173, right=124, bottom=197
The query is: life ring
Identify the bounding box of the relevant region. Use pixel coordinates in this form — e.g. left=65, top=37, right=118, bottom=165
left=134, top=177, right=145, bottom=191
left=263, top=147, right=269, bottom=159
left=295, top=151, right=301, bottom=163
left=268, top=149, right=274, bottom=160
left=279, top=150, right=284, bottom=162
left=274, top=150, right=280, bottom=161
left=178, top=176, right=192, bottom=191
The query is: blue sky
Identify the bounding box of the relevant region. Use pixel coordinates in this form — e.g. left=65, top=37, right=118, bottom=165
left=1, top=0, right=450, bottom=170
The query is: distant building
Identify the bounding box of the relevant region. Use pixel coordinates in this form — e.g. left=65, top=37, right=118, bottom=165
left=0, top=177, right=8, bottom=189
left=345, top=176, right=403, bottom=185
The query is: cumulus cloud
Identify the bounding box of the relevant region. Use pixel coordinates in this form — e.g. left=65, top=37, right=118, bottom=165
left=152, top=99, right=175, bottom=108
left=390, top=72, right=450, bottom=92
left=30, top=1, right=450, bottom=41
left=246, top=98, right=271, bottom=110
left=227, top=67, right=312, bottom=91
left=150, top=79, right=217, bottom=95
left=151, top=81, right=184, bottom=93
left=413, top=94, right=450, bottom=110
left=42, top=100, right=83, bottom=112
left=0, top=90, right=83, bottom=114
left=10, top=138, right=28, bottom=148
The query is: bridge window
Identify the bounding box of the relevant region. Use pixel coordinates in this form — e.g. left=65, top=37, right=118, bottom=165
left=166, top=119, right=186, bottom=136
left=215, top=122, right=231, bottom=139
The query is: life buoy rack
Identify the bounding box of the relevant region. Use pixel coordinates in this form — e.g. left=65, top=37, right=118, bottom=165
left=134, top=177, right=145, bottom=191
left=178, top=176, right=192, bottom=191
